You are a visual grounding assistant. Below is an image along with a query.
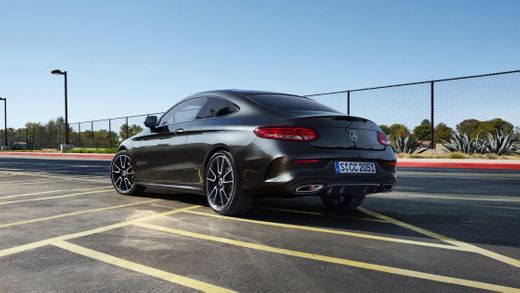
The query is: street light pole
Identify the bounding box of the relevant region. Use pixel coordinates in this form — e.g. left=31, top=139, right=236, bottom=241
left=64, top=71, right=68, bottom=145
left=0, top=97, right=6, bottom=147
left=51, top=69, right=69, bottom=145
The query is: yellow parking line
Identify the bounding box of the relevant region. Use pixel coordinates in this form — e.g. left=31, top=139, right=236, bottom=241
left=0, top=199, right=161, bottom=229
left=52, top=241, right=233, bottom=292
left=0, top=171, right=109, bottom=184
left=136, top=223, right=520, bottom=293
left=358, top=208, right=520, bottom=269
left=0, top=186, right=111, bottom=200
left=0, top=177, right=60, bottom=184
left=257, top=206, right=387, bottom=223
left=180, top=210, right=466, bottom=251
left=0, top=174, right=15, bottom=178
left=0, top=188, right=113, bottom=206
left=0, top=178, right=74, bottom=185
left=0, top=205, right=201, bottom=258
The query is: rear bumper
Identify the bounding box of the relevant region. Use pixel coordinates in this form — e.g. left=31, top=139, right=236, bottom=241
left=244, top=159, right=397, bottom=197
left=287, top=176, right=396, bottom=197
left=237, top=137, right=397, bottom=197
left=246, top=175, right=396, bottom=197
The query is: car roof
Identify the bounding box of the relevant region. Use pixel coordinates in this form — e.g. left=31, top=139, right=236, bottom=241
left=191, top=89, right=310, bottom=99
left=227, top=89, right=301, bottom=96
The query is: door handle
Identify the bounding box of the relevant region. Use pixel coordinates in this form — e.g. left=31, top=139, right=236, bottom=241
left=174, top=128, right=184, bottom=134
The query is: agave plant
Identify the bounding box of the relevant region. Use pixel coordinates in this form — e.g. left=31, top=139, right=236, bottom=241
left=442, top=131, right=487, bottom=154
left=442, top=132, right=472, bottom=154
left=393, top=135, right=426, bottom=154
left=485, top=130, right=520, bottom=155
left=473, top=133, right=489, bottom=154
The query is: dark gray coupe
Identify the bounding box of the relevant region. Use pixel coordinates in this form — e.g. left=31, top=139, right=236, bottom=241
left=111, top=90, right=396, bottom=215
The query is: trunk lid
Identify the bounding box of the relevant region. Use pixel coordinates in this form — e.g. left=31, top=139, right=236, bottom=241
left=288, top=115, right=385, bottom=150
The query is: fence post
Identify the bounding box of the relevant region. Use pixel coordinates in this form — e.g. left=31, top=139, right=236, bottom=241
left=108, top=119, right=112, bottom=148
left=430, top=81, right=435, bottom=149
left=90, top=121, right=94, bottom=148
left=347, top=91, right=351, bottom=115
left=125, top=117, right=129, bottom=139
left=78, top=122, right=81, bottom=147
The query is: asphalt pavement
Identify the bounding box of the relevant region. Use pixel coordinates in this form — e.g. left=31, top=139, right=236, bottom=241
left=0, top=157, right=519, bottom=292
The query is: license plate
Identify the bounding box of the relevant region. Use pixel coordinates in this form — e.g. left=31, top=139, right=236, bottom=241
left=335, top=161, right=376, bottom=174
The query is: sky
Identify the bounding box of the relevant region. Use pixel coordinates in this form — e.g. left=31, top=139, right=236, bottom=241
left=0, top=0, right=519, bottom=129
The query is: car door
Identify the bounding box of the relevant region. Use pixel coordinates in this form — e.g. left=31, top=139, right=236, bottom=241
left=135, top=97, right=207, bottom=185
left=183, top=97, right=239, bottom=188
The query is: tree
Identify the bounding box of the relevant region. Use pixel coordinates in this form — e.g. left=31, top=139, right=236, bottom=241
left=457, top=118, right=514, bottom=139
left=456, top=119, right=480, bottom=137
left=82, top=129, right=118, bottom=148
left=379, top=125, right=390, bottom=136
left=482, top=118, right=514, bottom=134
left=119, top=124, right=144, bottom=140
left=388, top=124, right=410, bottom=139
left=434, top=123, right=452, bottom=143
left=413, top=119, right=432, bottom=140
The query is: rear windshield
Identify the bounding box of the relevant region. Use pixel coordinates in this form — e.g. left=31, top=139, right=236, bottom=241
left=247, top=94, right=339, bottom=113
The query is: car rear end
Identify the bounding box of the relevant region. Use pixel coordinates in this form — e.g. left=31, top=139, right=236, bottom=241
left=239, top=92, right=396, bottom=198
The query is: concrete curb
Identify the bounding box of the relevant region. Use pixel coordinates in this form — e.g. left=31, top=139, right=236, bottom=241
left=1, top=152, right=520, bottom=170
left=397, top=159, right=520, bottom=170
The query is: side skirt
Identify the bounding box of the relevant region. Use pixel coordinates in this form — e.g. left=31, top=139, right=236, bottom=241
left=137, top=182, right=204, bottom=194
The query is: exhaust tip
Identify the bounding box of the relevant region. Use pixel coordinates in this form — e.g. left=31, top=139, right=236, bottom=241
left=382, top=184, right=394, bottom=192
left=295, top=184, right=325, bottom=193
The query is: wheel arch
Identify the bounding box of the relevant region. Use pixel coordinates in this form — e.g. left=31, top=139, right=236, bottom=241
left=203, top=144, right=232, bottom=171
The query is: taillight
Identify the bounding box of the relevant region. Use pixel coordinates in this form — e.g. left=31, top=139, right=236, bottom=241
left=377, top=131, right=391, bottom=146
left=254, top=127, right=318, bottom=142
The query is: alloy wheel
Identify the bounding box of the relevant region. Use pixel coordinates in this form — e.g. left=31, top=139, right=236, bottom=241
left=111, top=154, right=135, bottom=193
left=206, top=154, right=235, bottom=211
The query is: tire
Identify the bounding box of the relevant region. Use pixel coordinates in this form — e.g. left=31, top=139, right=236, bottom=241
left=111, top=150, right=145, bottom=196
left=320, top=194, right=366, bottom=211
left=204, top=150, right=253, bottom=216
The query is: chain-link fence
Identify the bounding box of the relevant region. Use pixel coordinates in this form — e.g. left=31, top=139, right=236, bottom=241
left=307, top=70, right=520, bottom=149
left=0, top=113, right=163, bottom=150
left=2, top=70, right=518, bottom=150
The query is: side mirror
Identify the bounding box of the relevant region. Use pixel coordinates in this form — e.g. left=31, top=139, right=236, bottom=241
left=144, top=116, right=158, bottom=130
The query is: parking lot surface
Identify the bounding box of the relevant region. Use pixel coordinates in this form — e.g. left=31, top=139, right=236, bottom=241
left=0, top=157, right=519, bottom=292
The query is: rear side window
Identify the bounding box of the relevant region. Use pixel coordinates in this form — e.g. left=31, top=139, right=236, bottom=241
left=247, top=94, right=339, bottom=112
left=196, top=97, right=238, bottom=119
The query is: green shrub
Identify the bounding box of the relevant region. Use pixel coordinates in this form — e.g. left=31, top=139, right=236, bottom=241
left=448, top=152, right=468, bottom=159
left=484, top=153, right=499, bottom=160
left=66, top=148, right=117, bottom=154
